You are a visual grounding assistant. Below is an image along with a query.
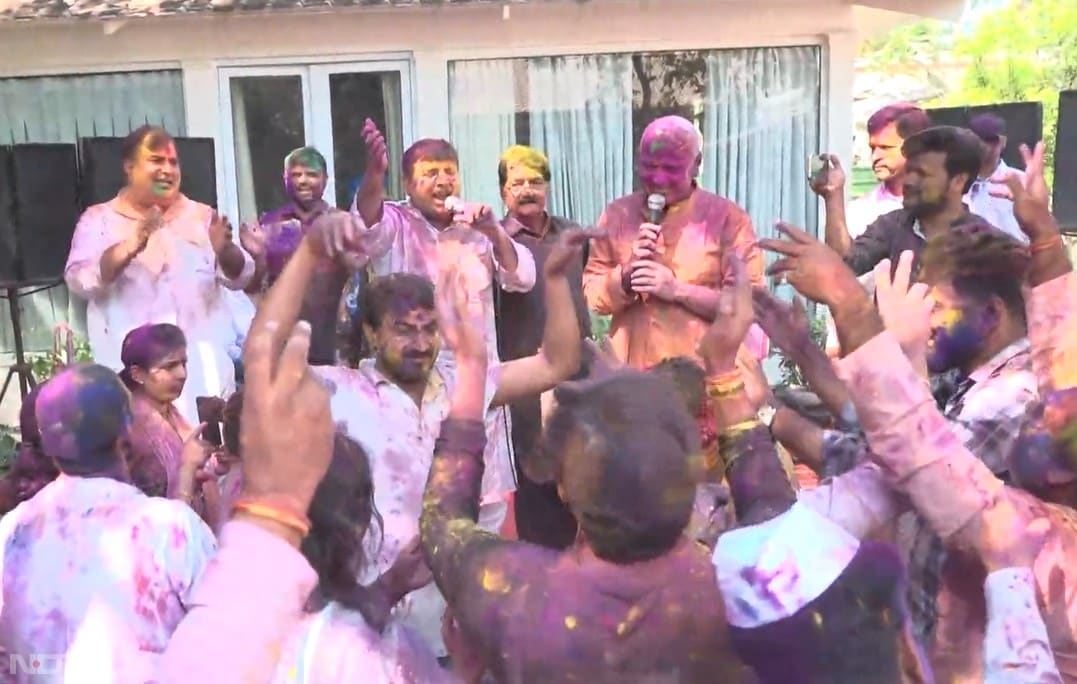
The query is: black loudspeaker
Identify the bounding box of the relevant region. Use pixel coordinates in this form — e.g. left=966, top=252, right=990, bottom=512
left=925, top=102, right=1043, bottom=171
left=79, top=136, right=217, bottom=209
left=174, top=138, right=217, bottom=209
left=1053, top=90, right=1077, bottom=232
left=0, top=148, right=19, bottom=284
left=10, top=144, right=81, bottom=283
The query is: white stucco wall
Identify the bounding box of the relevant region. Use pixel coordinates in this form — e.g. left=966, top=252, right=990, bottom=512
left=0, top=0, right=860, bottom=217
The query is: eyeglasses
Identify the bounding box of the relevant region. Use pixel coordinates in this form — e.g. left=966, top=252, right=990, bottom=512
left=508, top=178, right=547, bottom=191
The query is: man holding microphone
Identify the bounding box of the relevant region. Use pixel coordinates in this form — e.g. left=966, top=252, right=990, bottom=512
left=583, top=115, right=767, bottom=369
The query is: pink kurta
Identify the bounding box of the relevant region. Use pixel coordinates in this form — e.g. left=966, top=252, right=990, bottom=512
left=64, top=194, right=255, bottom=424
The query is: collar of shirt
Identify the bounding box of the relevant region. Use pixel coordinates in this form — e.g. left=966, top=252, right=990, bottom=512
left=356, top=358, right=447, bottom=407
left=867, top=183, right=902, bottom=205
left=968, top=337, right=1032, bottom=385
left=262, top=200, right=331, bottom=227
left=911, top=206, right=976, bottom=241
left=503, top=213, right=555, bottom=240
left=111, top=192, right=192, bottom=222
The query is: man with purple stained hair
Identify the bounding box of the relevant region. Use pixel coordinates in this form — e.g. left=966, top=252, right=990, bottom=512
left=0, top=364, right=216, bottom=682
left=240, top=146, right=366, bottom=366
left=584, top=115, right=767, bottom=370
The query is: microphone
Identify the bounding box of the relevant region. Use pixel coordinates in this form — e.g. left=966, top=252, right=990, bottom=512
left=646, top=193, right=666, bottom=224
left=444, top=196, right=464, bottom=215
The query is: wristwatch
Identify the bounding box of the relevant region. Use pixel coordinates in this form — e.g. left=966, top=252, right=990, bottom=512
left=756, top=403, right=777, bottom=431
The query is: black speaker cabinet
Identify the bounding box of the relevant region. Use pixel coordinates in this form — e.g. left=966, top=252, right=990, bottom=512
left=1053, top=90, right=1077, bottom=232
left=79, top=136, right=217, bottom=209
left=0, top=147, right=19, bottom=284
left=10, top=144, right=80, bottom=283
left=925, top=102, right=1043, bottom=171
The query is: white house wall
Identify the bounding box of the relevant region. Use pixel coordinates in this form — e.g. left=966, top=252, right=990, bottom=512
left=0, top=0, right=859, bottom=212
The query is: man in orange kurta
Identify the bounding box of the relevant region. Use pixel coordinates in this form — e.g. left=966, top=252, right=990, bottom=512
left=583, top=115, right=766, bottom=368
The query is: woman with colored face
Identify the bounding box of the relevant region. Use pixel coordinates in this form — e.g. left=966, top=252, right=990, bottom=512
left=120, top=323, right=216, bottom=525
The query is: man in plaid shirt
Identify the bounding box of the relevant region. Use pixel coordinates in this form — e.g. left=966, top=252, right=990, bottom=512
left=815, top=224, right=1037, bottom=643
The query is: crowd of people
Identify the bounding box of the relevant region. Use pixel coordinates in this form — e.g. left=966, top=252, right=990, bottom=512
left=0, top=98, right=1072, bottom=684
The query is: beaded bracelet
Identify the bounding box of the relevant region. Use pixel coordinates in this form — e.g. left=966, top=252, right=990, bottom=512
left=233, top=499, right=312, bottom=538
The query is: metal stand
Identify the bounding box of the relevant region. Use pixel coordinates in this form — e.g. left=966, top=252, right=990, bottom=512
left=0, top=278, right=64, bottom=405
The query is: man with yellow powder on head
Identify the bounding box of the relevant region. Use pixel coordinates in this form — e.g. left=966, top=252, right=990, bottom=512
left=494, top=145, right=591, bottom=551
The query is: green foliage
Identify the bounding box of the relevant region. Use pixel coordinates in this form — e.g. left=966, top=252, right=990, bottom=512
left=27, top=336, right=94, bottom=384
left=915, top=0, right=1076, bottom=189
left=0, top=425, right=17, bottom=476
left=589, top=311, right=611, bottom=343
left=775, top=314, right=829, bottom=389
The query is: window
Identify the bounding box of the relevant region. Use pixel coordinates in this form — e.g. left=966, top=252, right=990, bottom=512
left=220, top=61, right=411, bottom=222
left=0, top=70, right=186, bottom=354
left=448, top=47, right=821, bottom=239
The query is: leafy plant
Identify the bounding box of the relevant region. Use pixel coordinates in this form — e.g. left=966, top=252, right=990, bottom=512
left=27, top=336, right=93, bottom=384
left=0, top=425, right=18, bottom=476
left=774, top=313, right=829, bottom=389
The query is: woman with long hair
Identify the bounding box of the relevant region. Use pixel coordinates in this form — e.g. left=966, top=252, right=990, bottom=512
left=269, top=432, right=466, bottom=683
left=120, top=323, right=216, bottom=525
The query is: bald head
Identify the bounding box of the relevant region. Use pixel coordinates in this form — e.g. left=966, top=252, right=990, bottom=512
left=638, top=116, right=702, bottom=206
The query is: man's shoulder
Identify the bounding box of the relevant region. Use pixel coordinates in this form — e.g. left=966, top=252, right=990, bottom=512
left=864, top=207, right=910, bottom=233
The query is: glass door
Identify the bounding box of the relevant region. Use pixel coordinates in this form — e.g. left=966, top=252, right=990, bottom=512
left=310, top=62, right=414, bottom=208
left=219, top=60, right=413, bottom=222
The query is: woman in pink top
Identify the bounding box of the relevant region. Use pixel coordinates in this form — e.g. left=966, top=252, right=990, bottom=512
left=122, top=323, right=217, bottom=525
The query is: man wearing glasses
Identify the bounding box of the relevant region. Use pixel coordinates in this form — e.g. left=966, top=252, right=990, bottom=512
left=495, top=145, right=592, bottom=550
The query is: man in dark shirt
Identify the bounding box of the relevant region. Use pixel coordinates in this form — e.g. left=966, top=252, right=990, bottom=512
left=494, top=145, right=590, bottom=550
left=819, top=126, right=988, bottom=276
left=240, top=146, right=362, bottom=365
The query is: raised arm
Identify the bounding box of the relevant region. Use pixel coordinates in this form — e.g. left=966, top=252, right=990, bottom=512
left=491, top=230, right=598, bottom=407
left=355, top=118, right=389, bottom=229
left=159, top=255, right=333, bottom=682
left=419, top=261, right=516, bottom=652
left=65, top=205, right=155, bottom=298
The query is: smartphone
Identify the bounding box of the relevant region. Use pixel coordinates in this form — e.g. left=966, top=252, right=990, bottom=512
left=195, top=396, right=224, bottom=448
left=807, top=154, right=830, bottom=184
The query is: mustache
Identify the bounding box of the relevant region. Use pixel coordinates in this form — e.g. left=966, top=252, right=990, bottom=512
left=517, top=195, right=540, bottom=205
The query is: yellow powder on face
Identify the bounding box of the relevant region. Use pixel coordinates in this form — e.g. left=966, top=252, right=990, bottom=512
left=564, top=615, right=578, bottom=630
left=412, top=160, right=459, bottom=180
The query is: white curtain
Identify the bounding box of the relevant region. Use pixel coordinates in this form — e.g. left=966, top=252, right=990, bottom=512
left=0, top=70, right=186, bottom=354
left=702, top=46, right=820, bottom=242
left=448, top=60, right=518, bottom=211
left=526, top=54, right=634, bottom=226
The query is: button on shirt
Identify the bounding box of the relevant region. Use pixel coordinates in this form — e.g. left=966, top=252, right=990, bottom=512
left=965, top=160, right=1029, bottom=243
left=0, top=475, right=216, bottom=683
left=315, top=360, right=513, bottom=658
left=64, top=194, right=256, bottom=424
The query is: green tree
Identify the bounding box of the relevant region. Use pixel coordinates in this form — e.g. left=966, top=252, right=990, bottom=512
left=930, top=0, right=1077, bottom=185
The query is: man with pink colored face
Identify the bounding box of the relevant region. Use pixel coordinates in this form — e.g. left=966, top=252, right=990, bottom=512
left=584, top=115, right=767, bottom=370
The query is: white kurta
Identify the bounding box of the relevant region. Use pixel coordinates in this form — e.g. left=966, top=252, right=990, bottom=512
left=65, top=194, right=255, bottom=424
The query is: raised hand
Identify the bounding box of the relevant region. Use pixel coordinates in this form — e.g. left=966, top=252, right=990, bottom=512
left=209, top=211, right=234, bottom=254
left=697, top=253, right=753, bottom=372
left=384, top=535, right=434, bottom=597
left=758, top=221, right=861, bottom=306
left=545, top=228, right=605, bottom=279
left=239, top=221, right=267, bottom=259
left=308, top=209, right=360, bottom=261
left=136, top=206, right=162, bottom=251
left=752, top=288, right=813, bottom=356
left=873, top=251, right=934, bottom=363
left=451, top=201, right=501, bottom=239
left=362, top=118, right=389, bottom=179
left=989, top=141, right=1055, bottom=241
left=180, top=422, right=213, bottom=471
left=808, top=153, right=846, bottom=199
left=239, top=315, right=334, bottom=534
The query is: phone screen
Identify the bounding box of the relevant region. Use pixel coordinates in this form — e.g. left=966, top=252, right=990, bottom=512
left=807, top=155, right=828, bottom=183
left=195, top=397, right=224, bottom=447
